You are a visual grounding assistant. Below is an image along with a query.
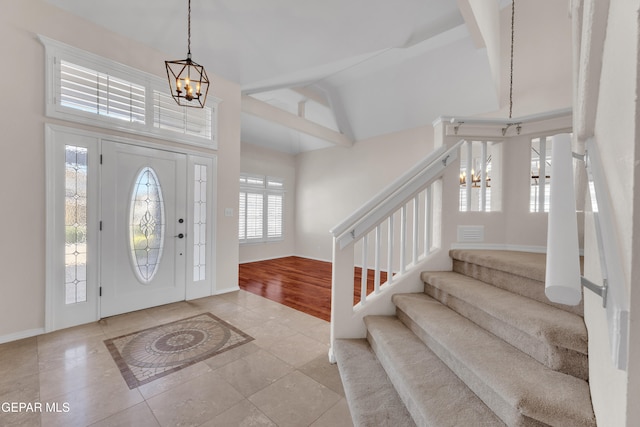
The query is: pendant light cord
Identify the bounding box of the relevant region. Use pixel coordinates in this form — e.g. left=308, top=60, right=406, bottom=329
left=509, top=0, right=515, bottom=119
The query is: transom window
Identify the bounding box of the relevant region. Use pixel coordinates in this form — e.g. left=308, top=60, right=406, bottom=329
left=40, top=35, right=218, bottom=148
left=239, top=174, right=284, bottom=243
left=60, top=60, right=146, bottom=124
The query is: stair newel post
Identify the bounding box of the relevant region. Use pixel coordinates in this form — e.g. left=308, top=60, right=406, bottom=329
left=329, top=234, right=356, bottom=363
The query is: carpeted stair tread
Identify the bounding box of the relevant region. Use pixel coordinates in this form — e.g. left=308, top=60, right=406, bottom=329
left=333, top=338, right=416, bottom=427
left=449, top=249, right=547, bottom=281
left=364, top=315, right=505, bottom=427
left=393, top=293, right=596, bottom=427
left=450, top=249, right=583, bottom=317
left=421, top=271, right=588, bottom=380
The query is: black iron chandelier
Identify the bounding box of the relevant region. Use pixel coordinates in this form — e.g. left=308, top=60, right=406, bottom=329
left=165, top=0, right=210, bottom=108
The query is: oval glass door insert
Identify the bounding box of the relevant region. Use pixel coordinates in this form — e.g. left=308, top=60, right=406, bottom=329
left=129, top=167, right=165, bottom=283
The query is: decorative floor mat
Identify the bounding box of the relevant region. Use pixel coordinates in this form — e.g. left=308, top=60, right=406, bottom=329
left=104, top=312, right=254, bottom=389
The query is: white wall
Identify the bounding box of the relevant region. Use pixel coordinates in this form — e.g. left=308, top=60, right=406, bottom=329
left=239, top=142, right=296, bottom=263
left=295, top=126, right=435, bottom=261
left=0, top=0, right=241, bottom=338
left=583, top=1, right=640, bottom=425
left=502, top=0, right=573, bottom=116
left=450, top=135, right=549, bottom=249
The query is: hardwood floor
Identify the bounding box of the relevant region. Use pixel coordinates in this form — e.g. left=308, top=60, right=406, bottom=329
left=238, top=256, right=389, bottom=321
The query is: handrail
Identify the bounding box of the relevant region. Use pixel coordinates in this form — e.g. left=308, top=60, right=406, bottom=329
left=331, top=139, right=464, bottom=249
left=545, top=134, right=629, bottom=370
left=582, top=137, right=629, bottom=370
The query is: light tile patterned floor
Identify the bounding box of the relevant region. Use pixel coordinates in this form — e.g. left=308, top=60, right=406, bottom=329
left=0, top=290, right=354, bottom=427
left=105, top=312, right=254, bottom=389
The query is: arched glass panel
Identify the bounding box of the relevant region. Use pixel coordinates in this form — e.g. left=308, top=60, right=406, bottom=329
left=129, top=167, right=165, bottom=283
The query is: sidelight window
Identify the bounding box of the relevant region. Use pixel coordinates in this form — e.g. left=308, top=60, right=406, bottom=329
left=64, top=145, right=88, bottom=304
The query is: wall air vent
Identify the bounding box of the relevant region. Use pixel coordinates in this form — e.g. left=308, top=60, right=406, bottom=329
left=457, top=225, right=485, bottom=243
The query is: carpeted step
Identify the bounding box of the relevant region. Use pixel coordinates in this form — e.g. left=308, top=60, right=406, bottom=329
left=364, top=315, right=505, bottom=427
left=333, top=338, right=415, bottom=427
left=421, top=271, right=589, bottom=380
left=393, top=293, right=596, bottom=427
left=450, top=249, right=583, bottom=316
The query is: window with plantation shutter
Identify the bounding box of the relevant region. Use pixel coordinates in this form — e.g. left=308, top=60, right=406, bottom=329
left=41, top=35, right=219, bottom=148
left=267, top=194, right=283, bottom=238
left=60, top=60, right=146, bottom=124
left=239, top=174, right=284, bottom=243
left=153, top=91, right=213, bottom=140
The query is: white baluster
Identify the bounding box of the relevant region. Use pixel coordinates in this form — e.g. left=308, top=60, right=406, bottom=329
left=481, top=140, right=487, bottom=211
left=539, top=136, right=547, bottom=211
left=374, top=225, right=381, bottom=293
left=360, top=234, right=368, bottom=304
left=400, top=205, right=407, bottom=274
left=387, top=215, right=394, bottom=284
left=466, top=140, right=472, bottom=211
left=412, top=195, right=419, bottom=265
left=424, top=186, right=432, bottom=257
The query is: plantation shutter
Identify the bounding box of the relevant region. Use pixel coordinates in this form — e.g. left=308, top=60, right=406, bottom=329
left=239, top=192, right=246, bottom=240
left=245, top=193, right=264, bottom=240
left=60, top=60, right=145, bottom=123
left=153, top=91, right=213, bottom=140
left=267, top=194, right=283, bottom=239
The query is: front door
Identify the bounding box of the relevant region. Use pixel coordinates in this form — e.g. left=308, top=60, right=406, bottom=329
left=100, top=142, right=187, bottom=317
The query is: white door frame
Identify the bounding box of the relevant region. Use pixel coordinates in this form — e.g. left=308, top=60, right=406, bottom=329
left=45, top=124, right=217, bottom=332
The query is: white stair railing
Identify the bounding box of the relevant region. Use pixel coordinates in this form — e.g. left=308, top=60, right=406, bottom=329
left=329, top=139, right=463, bottom=353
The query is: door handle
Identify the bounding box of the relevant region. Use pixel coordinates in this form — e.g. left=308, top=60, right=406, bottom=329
left=174, top=233, right=185, bottom=239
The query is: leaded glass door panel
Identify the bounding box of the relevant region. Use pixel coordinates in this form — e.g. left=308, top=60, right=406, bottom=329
left=100, top=142, right=187, bottom=317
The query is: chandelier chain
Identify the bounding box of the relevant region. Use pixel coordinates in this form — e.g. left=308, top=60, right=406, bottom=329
left=509, top=0, right=515, bottom=119
left=187, top=0, right=191, bottom=55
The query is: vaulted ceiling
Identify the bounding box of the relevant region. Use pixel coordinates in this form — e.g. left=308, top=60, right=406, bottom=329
left=45, top=0, right=567, bottom=154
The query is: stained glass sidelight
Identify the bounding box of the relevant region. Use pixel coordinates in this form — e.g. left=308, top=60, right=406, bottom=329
left=129, top=167, right=165, bottom=283
left=65, top=145, right=88, bottom=304
left=193, top=164, right=207, bottom=281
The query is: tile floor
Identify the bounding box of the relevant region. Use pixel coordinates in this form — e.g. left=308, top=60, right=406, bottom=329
left=0, top=290, right=354, bottom=427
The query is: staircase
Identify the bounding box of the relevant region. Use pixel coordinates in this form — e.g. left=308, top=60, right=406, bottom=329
left=334, top=249, right=596, bottom=427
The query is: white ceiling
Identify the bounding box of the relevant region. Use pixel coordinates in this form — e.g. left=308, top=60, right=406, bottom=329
left=45, top=0, right=504, bottom=153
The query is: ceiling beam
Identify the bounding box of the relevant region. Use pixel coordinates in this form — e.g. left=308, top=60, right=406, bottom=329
left=241, top=95, right=353, bottom=148
left=293, top=87, right=331, bottom=108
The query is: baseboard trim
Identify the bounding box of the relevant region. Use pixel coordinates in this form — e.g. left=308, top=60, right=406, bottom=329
left=449, top=243, right=584, bottom=256
left=214, top=285, right=240, bottom=295
left=240, top=254, right=332, bottom=264
left=0, top=327, right=45, bottom=345
left=239, top=253, right=296, bottom=264
left=292, top=254, right=332, bottom=264
left=450, top=243, right=548, bottom=253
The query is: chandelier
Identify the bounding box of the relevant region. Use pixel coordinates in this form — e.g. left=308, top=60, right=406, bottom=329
left=165, top=0, right=210, bottom=108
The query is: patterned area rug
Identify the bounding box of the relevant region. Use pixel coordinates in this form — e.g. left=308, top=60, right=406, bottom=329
left=104, top=312, right=253, bottom=389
